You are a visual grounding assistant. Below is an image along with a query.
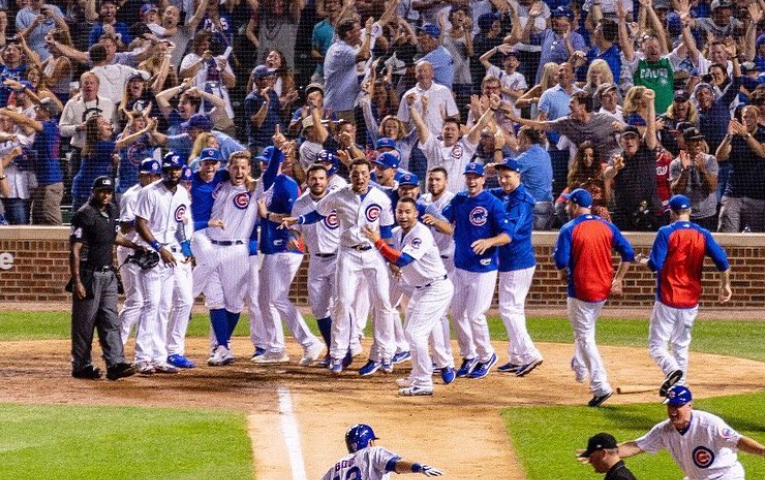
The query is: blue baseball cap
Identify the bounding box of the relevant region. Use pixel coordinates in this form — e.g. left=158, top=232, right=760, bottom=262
left=495, top=158, right=521, bottom=172
left=464, top=162, right=484, bottom=176
left=552, top=6, right=574, bottom=20
left=139, top=157, right=161, bottom=174
left=562, top=188, right=593, bottom=208
left=255, top=155, right=268, bottom=164
left=664, top=385, right=692, bottom=406
left=669, top=195, right=691, bottom=211
left=252, top=65, right=277, bottom=79
left=181, top=165, right=193, bottom=182
left=374, top=152, right=400, bottom=170
left=398, top=173, right=419, bottom=187
left=180, top=113, right=213, bottom=132
left=317, top=150, right=339, bottom=164
left=376, top=137, right=397, bottom=150
left=199, top=148, right=222, bottom=163
left=417, top=23, right=441, bottom=38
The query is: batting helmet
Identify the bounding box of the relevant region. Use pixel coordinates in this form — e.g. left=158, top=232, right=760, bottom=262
left=316, top=149, right=339, bottom=176
left=181, top=165, right=193, bottom=182
left=139, top=157, right=161, bottom=175
left=345, top=424, right=379, bottom=453
left=162, top=151, right=184, bottom=170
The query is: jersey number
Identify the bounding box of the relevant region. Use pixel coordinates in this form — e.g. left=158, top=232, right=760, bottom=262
left=333, top=466, right=362, bottom=480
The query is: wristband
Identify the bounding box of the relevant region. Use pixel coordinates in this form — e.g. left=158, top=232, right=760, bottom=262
left=297, top=215, right=305, bottom=225
left=412, top=463, right=422, bottom=473
left=374, top=238, right=386, bottom=250
left=150, top=240, right=162, bottom=251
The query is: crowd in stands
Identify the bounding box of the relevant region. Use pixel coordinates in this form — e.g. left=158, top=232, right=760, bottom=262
left=0, top=0, right=764, bottom=232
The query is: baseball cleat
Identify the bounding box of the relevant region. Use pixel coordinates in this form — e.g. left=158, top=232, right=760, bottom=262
left=391, top=351, right=412, bottom=365
left=318, top=355, right=331, bottom=368
left=588, top=391, right=613, bottom=408
left=299, top=342, right=325, bottom=367
left=251, top=350, right=290, bottom=364
left=440, top=366, right=456, bottom=384
left=342, top=350, right=355, bottom=368
left=167, top=354, right=197, bottom=369
left=497, top=362, right=521, bottom=373
left=134, top=361, right=155, bottom=375
left=153, top=363, right=180, bottom=374
left=456, top=358, right=478, bottom=378
left=210, top=346, right=235, bottom=366
left=659, top=369, right=684, bottom=397
left=250, top=347, right=266, bottom=360
left=396, top=377, right=415, bottom=388
left=359, top=360, right=382, bottom=376
left=381, top=360, right=393, bottom=374
left=399, top=385, right=434, bottom=396
left=516, top=359, right=544, bottom=377
left=571, top=357, right=588, bottom=383
left=431, top=363, right=443, bottom=375
left=72, top=365, right=102, bottom=380
left=329, top=358, right=343, bottom=375
left=468, top=353, right=498, bottom=379
left=106, top=362, right=136, bottom=381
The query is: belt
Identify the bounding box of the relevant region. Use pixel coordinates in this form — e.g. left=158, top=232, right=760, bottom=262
left=415, top=275, right=447, bottom=289
left=91, top=266, right=113, bottom=273
left=440, top=255, right=450, bottom=259
left=348, top=244, right=372, bottom=251
left=211, top=240, right=245, bottom=246
left=314, top=252, right=336, bottom=258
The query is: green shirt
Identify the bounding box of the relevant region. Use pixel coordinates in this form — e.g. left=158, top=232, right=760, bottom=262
left=634, top=57, right=674, bottom=114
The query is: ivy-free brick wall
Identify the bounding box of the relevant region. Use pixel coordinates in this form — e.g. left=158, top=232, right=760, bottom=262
left=1, top=228, right=763, bottom=308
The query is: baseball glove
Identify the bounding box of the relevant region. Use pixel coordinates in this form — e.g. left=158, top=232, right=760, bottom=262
left=127, top=250, right=160, bottom=270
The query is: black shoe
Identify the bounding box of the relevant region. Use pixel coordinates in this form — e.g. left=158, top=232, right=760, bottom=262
left=107, top=363, right=137, bottom=381
left=72, top=365, right=102, bottom=380
left=659, top=370, right=683, bottom=396
left=588, top=391, right=613, bottom=408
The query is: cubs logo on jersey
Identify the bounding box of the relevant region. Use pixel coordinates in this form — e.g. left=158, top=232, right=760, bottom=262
left=233, top=192, right=250, bottom=210
left=365, top=204, right=382, bottom=222
left=324, top=211, right=339, bottom=230
left=451, top=144, right=463, bottom=158
left=692, top=446, right=715, bottom=469
left=469, top=206, right=488, bottom=226
left=411, top=238, right=422, bottom=249
left=174, top=205, right=187, bottom=223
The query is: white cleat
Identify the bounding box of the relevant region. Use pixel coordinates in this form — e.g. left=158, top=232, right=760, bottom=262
left=251, top=350, right=290, bottom=364
left=399, top=385, right=434, bottom=396
left=396, top=377, right=415, bottom=388
left=208, top=345, right=234, bottom=366
left=299, top=343, right=325, bottom=367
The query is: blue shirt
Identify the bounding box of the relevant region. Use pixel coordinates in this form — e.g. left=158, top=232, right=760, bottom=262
left=31, top=120, right=62, bottom=186
left=88, top=22, right=132, bottom=47
left=312, top=19, right=335, bottom=76
left=324, top=40, right=361, bottom=112
left=421, top=46, right=455, bottom=89
left=0, top=64, right=27, bottom=108
left=442, top=190, right=511, bottom=273
left=535, top=29, right=586, bottom=83
left=169, top=131, right=245, bottom=169
left=191, top=170, right=227, bottom=230
left=580, top=44, right=622, bottom=84
left=260, top=175, right=300, bottom=254
left=117, top=134, right=154, bottom=194
left=514, top=145, right=553, bottom=202
left=489, top=184, right=536, bottom=271
left=538, top=84, right=579, bottom=143
left=73, top=140, right=114, bottom=198
left=244, top=89, right=281, bottom=149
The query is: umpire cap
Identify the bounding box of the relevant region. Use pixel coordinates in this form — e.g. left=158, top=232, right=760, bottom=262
left=139, top=158, right=161, bottom=174
left=579, top=433, right=618, bottom=457
left=345, top=424, right=379, bottom=453
left=92, top=176, right=115, bottom=191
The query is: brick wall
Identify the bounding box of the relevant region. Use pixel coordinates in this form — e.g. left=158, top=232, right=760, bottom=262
left=0, top=228, right=763, bottom=309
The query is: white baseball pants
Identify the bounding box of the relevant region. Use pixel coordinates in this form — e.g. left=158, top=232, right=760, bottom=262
left=450, top=268, right=497, bottom=363
left=204, top=243, right=249, bottom=313
left=167, top=254, right=193, bottom=356
left=649, top=301, right=698, bottom=385
left=407, top=278, right=454, bottom=387
left=499, top=267, right=542, bottom=365
left=332, top=247, right=395, bottom=362
left=307, top=254, right=337, bottom=319
left=389, top=276, right=413, bottom=354
left=351, top=276, right=371, bottom=351
left=134, top=260, right=174, bottom=364
left=191, top=230, right=214, bottom=298
left=567, top=298, right=611, bottom=396
left=259, top=253, right=321, bottom=353
left=247, top=254, right=268, bottom=349
left=117, top=246, right=142, bottom=344
left=429, top=255, right=455, bottom=368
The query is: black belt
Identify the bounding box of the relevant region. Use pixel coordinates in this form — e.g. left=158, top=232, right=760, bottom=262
left=348, top=244, right=372, bottom=251
left=90, top=266, right=113, bottom=273
left=314, top=252, right=336, bottom=258
left=211, top=240, right=245, bottom=246
left=415, top=275, right=447, bottom=289
left=440, top=255, right=450, bottom=259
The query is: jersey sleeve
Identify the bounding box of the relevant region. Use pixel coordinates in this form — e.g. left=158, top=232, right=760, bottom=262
left=69, top=211, right=90, bottom=244
left=647, top=228, right=670, bottom=272
left=635, top=423, right=667, bottom=454
left=553, top=226, right=573, bottom=270
left=369, top=447, right=402, bottom=474
left=711, top=416, right=742, bottom=448
left=507, top=200, right=533, bottom=242
left=379, top=194, right=394, bottom=228
left=119, top=195, right=137, bottom=223
left=489, top=198, right=512, bottom=236
left=400, top=228, right=435, bottom=261
left=134, top=187, right=155, bottom=221
left=442, top=196, right=457, bottom=223
left=703, top=230, right=730, bottom=271
left=609, top=223, right=636, bottom=262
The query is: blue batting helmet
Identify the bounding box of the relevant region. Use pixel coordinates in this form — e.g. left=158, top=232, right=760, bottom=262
left=139, top=157, right=161, bottom=175
left=316, top=149, right=339, bottom=176
left=162, top=151, right=184, bottom=170
left=181, top=165, right=193, bottom=182
left=345, top=424, right=379, bottom=453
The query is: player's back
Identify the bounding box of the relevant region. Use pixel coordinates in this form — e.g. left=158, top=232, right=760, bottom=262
left=320, top=446, right=399, bottom=480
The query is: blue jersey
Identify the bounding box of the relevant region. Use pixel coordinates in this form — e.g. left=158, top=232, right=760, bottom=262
left=191, top=170, right=227, bottom=230
left=442, top=190, right=511, bottom=273
left=73, top=139, right=114, bottom=198
left=260, top=175, right=300, bottom=254
left=489, top=185, right=536, bottom=272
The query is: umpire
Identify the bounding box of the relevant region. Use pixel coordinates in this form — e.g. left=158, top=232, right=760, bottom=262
left=69, top=176, right=140, bottom=381
left=578, top=433, right=637, bottom=479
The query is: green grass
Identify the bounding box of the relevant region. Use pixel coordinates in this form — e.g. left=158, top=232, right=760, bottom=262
left=504, top=392, right=765, bottom=480
left=3, top=311, right=764, bottom=362
left=0, top=403, right=253, bottom=480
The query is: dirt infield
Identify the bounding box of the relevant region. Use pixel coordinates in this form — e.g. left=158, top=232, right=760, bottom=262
left=1, top=338, right=763, bottom=480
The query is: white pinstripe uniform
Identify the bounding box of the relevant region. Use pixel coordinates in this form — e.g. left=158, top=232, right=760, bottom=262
left=166, top=214, right=194, bottom=358
left=133, top=181, right=192, bottom=368
left=314, top=185, right=396, bottom=364
left=116, top=182, right=144, bottom=343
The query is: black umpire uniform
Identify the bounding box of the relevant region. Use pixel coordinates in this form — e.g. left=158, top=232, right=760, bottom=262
left=579, top=433, right=638, bottom=480
left=69, top=176, right=138, bottom=381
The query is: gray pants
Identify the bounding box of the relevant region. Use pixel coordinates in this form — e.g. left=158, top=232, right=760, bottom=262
left=71, top=271, right=126, bottom=371
left=718, top=196, right=765, bottom=232
left=533, top=201, right=554, bottom=231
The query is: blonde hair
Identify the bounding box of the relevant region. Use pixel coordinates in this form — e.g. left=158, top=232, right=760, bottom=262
left=378, top=115, right=406, bottom=141
left=586, top=59, right=614, bottom=87
left=623, top=86, right=648, bottom=118
left=539, top=62, right=559, bottom=91
left=191, top=132, right=218, bottom=160
left=665, top=100, right=699, bottom=124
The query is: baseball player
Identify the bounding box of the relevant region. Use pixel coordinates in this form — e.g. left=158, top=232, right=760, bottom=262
left=636, top=195, right=732, bottom=395
left=180, top=165, right=194, bottom=190
left=362, top=197, right=454, bottom=396
left=281, top=158, right=396, bottom=376
left=117, top=158, right=161, bottom=345
left=553, top=188, right=635, bottom=407
left=133, top=154, right=192, bottom=374
left=424, top=162, right=512, bottom=380
left=321, top=424, right=444, bottom=480
left=489, top=159, right=543, bottom=377
left=255, top=145, right=324, bottom=366
left=616, top=386, right=765, bottom=479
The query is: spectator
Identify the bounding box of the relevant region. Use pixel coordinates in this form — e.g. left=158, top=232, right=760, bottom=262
left=595, top=82, right=623, bottom=122
left=49, top=32, right=152, bottom=68
left=41, top=29, right=72, bottom=105
left=148, top=112, right=245, bottom=163
left=581, top=60, right=614, bottom=109
left=577, top=18, right=620, bottom=84
left=669, top=127, right=719, bottom=230
left=179, top=30, right=236, bottom=120
left=414, top=23, right=454, bottom=88
left=116, top=74, right=161, bottom=130
left=440, top=6, right=473, bottom=112
left=88, top=44, right=150, bottom=104
left=526, top=6, right=585, bottom=84
left=0, top=40, right=32, bottom=108
left=159, top=0, right=208, bottom=71
left=0, top=125, right=30, bottom=224
left=323, top=17, right=370, bottom=123
left=515, top=61, right=558, bottom=117
left=512, top=0, right=551, bottom=82
left=715, top=106, right=765, bottom=232
left=691, top=0, right=742, bottom=45
left=511, top=126, right=554, bottom=230
left=310, top=0, right=342, bottom=83
left=88, top=0, right=130, bottom=48
left=658, top=90, right=698, bottom=157
left=287, top=83, right=336, bottom=138
left=471, top=12, right=508, bottom=91
left=373, top=119, right=416, bottom=170
left=467, top=76, right=516, bottom=133
left=263, top=50, right=297, bottom=112
left=16, top=0, right=65, bottom=61
left=559, top=141, right=610, bottom=222
left=359, top=72, right=404, bottom=148
left=115, top=111, right=159, bottom=198
left=478, top=46, right=527, bottom=118
left=0, top=10, right=9, bottom=50
left=244, top=65, right=282, bottom=156
left=137, top=40, right=179, bottom=94
left=256, top=0, right=305, bottom=70
left=60, top=71, right=116, bottom=164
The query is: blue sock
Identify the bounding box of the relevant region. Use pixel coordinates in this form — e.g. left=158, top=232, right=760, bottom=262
left=317, top=317, right=332, bottom=347
left=226, top=311, right=241, bottom=336
left=210, top=309, right=229, bottom=346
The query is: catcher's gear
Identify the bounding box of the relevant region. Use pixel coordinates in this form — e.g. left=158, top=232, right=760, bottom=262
left=127, top=249, right=160, bottom=269
left=345, top=424, right=379, bottom=453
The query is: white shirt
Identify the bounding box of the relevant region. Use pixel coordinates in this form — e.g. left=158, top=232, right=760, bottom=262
left=486, top=65, right=527, bottom=117
left=0, top=135, right=34, bottom=199
left=59, top=95, right=117, bottom=148
left=598, top=105, right=624, bottom=123
left=636, top=410, right=744, bottom=480
left=118, top=183, right=144, bottom=243
left=315, top=185, right=394, bottom=248
left=180, top=52, right=236, bottom=118
left=419, top=134, right=478, bottom=194
left=291, top=191, right=339, bottom=255
left=91, top=64, right=150, bottom=104
left=397, top=82, right=459, bottom=134
left=206, top=181, right=261, bottom=242
left=420, top=190, right=455, bottom=258
left=134, top=181, right=192, bottom=246
left=320, top=446, right=399, bottom=480
left=393, top=222, right=447, bottom=287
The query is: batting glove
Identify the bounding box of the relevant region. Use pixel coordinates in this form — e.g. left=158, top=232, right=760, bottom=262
left=417, top=465, right=443, bottom=477
left=180, top=240, right=193, bottom=258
